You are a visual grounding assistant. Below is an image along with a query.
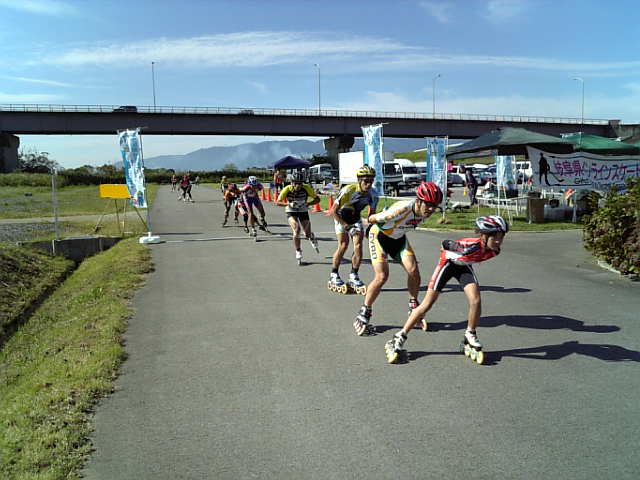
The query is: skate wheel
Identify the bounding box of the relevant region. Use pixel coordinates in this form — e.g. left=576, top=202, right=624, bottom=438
left=339, top=284, right=348, bottom=294
left=469, top=348, right=477, bottom=361
left=475, top=350, right=484, bottom=365
left=327, top=282, right=333, bottom=292
left=386, top=350, right=399, bottom=364
left=358, top=286, right=367, bottom=295
left=463, top=344, right=471, bottom=357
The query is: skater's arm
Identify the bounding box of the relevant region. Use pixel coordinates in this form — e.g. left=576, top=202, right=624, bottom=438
left=303, top=185, right=320, bottom=207
left=275, top=186, right=290, bottom=206
left=442, top=239, right=477, bottom=255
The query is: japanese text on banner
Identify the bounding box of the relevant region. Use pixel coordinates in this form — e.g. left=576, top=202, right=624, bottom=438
left=425, top=137, right=447, bottom=202
left=526, top=146, right=640, bottom=192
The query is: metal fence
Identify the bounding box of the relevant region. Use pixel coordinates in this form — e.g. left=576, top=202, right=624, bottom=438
left=0, top=104, right=611, bottom=125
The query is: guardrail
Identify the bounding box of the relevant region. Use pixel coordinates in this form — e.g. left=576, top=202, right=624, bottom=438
left=0, top=103, right=611, bottom=125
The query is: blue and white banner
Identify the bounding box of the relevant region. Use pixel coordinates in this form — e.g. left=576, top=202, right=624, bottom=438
left=425, top=137, right=447, bottom=204
left=496, top=155, right=516, bottom=190
left=118, top=129, right=147, bottom=208
left=362, top=124, right=384, bottom=195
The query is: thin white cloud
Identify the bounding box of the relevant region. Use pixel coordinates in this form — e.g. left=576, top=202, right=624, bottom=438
left=44, top=32, right=414, bottom=68
left=484, top=0, right=529, bottom=23
left=0, top=0, right=77, bottom=16
left=337, top=89, right=639, bottom=122
left=418, top=1, right=452, bottom=23
left=246, top=80, right=268, bottom=94
left=0, top=91, right=63, bottom=102
left=1, top=75, right=74, bottom=87
left=38, top=31, right=640, bottom=77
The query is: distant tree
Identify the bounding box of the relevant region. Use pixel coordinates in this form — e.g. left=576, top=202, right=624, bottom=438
left=96, top=164, right=118, bottom=176
left=17, top=148, right=60, bottom=173
left=223, top=162, right=238, bottom=171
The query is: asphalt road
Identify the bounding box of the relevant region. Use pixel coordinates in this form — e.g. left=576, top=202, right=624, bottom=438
left=83, top=185, right=640, bottom=480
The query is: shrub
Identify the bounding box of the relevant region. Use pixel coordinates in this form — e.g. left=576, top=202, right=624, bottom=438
left=583, top=177, right=640, bottom=274
left=0, top=172, right=69, bottom=187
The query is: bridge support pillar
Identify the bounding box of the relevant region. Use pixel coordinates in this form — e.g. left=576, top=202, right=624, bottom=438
left=323, top=135, right=354, bottom=169
left=609, top=120, right=640, bottom=143
left=0, top=132, right=20, bottom=172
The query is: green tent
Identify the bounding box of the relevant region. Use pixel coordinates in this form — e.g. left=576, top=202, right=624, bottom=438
left=561, top=133, right=640, bottom=155
left=447, top=127, right=574, bottom=160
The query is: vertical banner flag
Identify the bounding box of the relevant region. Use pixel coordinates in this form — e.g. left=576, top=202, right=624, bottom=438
left=426, top=137, right=447, bottom=204
left=362, top=124, right=384, bottom=195
left=496, top=155, right=516, bottom=194
left=118, top=129, right=147, bottom=208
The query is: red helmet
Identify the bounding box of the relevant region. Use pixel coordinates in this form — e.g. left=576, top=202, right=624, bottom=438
left=416, top=181, right=443, bottom=204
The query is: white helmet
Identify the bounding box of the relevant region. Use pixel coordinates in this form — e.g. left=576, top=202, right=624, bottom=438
left=247, top=176, right=258, bottom=186
left=475, top=215, right=509, bottom=234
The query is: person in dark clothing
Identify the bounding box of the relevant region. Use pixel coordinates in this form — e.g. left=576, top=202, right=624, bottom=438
left=538, top=153, right=551, bottom=186
left=461, top=166, right=478, bottom=205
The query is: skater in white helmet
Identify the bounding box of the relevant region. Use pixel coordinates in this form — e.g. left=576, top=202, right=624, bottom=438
left=384, top=215, right=509, bottom=364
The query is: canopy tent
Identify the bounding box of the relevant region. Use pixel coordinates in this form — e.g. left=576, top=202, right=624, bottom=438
left=271, top=155, right=310, bottom=169
left=561, top=133, right=640, bottom=155
left=447, top=127, right=574, bottom=160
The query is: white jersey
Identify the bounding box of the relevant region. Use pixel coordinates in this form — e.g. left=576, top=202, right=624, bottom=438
left=371, top=199, right=424, bottom=240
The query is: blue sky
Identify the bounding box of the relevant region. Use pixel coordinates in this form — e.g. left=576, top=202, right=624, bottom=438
left=1, top=0, right=639, bottom=168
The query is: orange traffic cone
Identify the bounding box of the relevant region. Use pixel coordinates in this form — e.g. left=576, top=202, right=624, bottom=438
left=267, top=189, right=272, bottom=202
left=324, top=195, right=335, bottom=216
left=313, top=201, right=322, bottom=213
left=261, top=189, right=266, bottom=201
left=328, top=195, right=334, bottom=209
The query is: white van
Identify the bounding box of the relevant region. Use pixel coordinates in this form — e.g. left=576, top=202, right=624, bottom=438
left=394, top=158, right=422, bottom=189
left=308, top=163, right=336, bottom=183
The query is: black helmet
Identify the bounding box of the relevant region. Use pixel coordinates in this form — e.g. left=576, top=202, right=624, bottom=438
left=292, top=171, right=305, bottom=183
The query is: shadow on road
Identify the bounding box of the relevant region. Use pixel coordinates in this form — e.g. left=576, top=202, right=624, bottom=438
left=407, top=341, right=640, bottom=365
left=428, top=314, right=619, bottom=333
left=380, top=284, right=530, bottom=293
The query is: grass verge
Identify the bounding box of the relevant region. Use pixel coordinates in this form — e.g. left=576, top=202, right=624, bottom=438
left=0, top=184, right=159, bottom=220
left=0, top=238, right=152, bottom=479
left=0, top=244, right=75, bottom=341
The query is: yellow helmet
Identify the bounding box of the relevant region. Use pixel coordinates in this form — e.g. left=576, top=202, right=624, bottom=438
left=356, top=165, right=376, bottom=177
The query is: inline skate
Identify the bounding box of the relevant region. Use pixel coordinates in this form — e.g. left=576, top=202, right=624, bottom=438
left=258, top=218, right=271, bottom=234
left=295, top=250, right=303, bottom=266
left=347, top=272, right=367, bottom=295
left=384, top=332, right=407, bottom=364
left=353, top=305, right=375, bottom=336
left=327, top=272, right=348, bottom=294
left=408, top=298, right=427, bottom=331
left=222, top=215, right=228, bottom=227
left=309, top=235, right=320, bottom=254
left=459, top=328, right=484, bottom=364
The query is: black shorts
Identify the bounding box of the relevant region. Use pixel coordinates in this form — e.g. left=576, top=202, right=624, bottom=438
left=428, top=260, right=478, bottom=292
left=286, top=211, right=310, bottom=222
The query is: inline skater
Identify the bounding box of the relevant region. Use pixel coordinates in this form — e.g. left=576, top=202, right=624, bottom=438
left=353, top=181, right=442, bottom=336
left=384, top=215, right=509, bottom=364
left=276, top=171, right=320, bottom=265
left=170, top=173, right=178, bottom=192
left=179, top=173, right=194, bottom=202
left=329, top=165, right=379, bottom=294
left=272, top=169, right=284, bottom=198
left=220, top=175, right=229, bottom=194
left=240, top=176, right=268, bottom=237
left=222, top=183, right=241, bottom=226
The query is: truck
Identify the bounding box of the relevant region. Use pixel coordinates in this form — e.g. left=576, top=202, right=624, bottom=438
left=393, top=158, right=422, bottom=190
left=308, top=163, right=338, bottom=184
left=338, top=151, right=402, bottom=195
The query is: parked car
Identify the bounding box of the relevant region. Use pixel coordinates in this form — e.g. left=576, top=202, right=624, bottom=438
left=308, top=163, right=337, bottom=183
left=112, top=105, right=137, bottom=113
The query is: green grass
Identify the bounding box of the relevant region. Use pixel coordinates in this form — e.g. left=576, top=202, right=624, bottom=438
left=0, top=238, right=152, bottom=480
left=0, top=244, right=75, bottom=340
left=0, top=184, right=159, bottom=220
left=317, top=194, right=581, bottom=231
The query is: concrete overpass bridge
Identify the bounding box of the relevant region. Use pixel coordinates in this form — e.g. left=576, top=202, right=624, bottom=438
left=0, top=103, right=632, bottom=171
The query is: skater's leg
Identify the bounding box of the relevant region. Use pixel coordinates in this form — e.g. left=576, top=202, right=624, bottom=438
left=400, top=252, right=421, bottom=300
left=332, top=233, right=349, bottom=270
left=288, top=215, right=301, bottom=251
left=351, top=232, right=364, bottom=270
left=463, top=282, right=481, bottom=331
left=300, top=218, right=312, bottom=239
left=400, top=289, right=439, bottom=334
left=363, top=261, right=388, bottom=307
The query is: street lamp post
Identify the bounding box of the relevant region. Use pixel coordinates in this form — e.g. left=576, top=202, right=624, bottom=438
left=572, top=77, right=584, bottom=128
left=432, top=73, right=441, bottom=118
left=151, top=61, right=157, bottom=110
left=314, top=63, right=321, bottom=116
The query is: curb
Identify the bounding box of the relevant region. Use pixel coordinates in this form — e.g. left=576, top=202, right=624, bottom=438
left=596, top=260, right=640, bottom=281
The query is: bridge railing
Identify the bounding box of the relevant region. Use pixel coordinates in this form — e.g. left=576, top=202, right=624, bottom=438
left=0, top=103, right=611, bottom=125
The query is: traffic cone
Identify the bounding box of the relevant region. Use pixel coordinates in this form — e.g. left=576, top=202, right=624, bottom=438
left=261, top=189, right=266, bottom=201
left=324, top=195, right=335, bottom=216
left=267, top=189, right=272, bottom=202
left=313, top=201, right=322, bottom=213
left=328, top=195, right=334, bottom=210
